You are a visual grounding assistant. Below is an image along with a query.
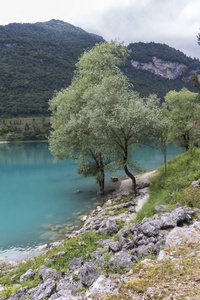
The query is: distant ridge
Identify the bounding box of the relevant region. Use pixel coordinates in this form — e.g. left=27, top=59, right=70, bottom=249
left=0, top=21, right=199, bottom=117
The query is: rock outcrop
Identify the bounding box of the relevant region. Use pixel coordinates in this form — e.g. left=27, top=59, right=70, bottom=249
left=131, top=56, right=187, bottom=79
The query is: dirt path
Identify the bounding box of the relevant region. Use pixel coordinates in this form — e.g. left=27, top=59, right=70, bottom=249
left=117, top=170, right=158, bottom=213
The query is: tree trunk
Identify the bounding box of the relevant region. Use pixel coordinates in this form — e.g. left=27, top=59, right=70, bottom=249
left=164, top=147, right=167, bottom=174
left=98, top=178, right=105, bottom=195
left=183, top=134, right=189, bottom=151
left=98, top=156, right=105, bottom=195
left=124, top=164, right=136, bottom=197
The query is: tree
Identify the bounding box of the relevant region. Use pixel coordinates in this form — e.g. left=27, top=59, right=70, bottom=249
left=163, top=88, right=199, bottom=151
left=49, top=42, right=128, bottom=195
left=74, top=74, right=160, bottom=195
left=155, top=107, right=171, bottom=173
left=49, top=41, right=159, bottom=195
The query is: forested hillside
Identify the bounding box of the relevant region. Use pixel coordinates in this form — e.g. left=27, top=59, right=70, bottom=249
left=0, top=19, right=104, bottom=117
left=0, top=20, right=199, bottom=117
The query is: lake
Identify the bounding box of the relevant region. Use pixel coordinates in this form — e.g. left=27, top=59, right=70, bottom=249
left=0, top=142, right=182, bottom=262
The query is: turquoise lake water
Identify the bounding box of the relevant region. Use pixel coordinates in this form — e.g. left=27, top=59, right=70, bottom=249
left=0, top=142, right=182, bottom=261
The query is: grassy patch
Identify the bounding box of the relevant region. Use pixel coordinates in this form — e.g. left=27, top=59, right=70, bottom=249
left=0, top=231, right=110, bottom=298
left=105, top=242, right=200, bottom=299
left=135, top=149, right=200, bottom=222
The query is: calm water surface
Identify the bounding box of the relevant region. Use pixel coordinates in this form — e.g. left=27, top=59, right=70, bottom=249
left=0, top=142, right=182, bottom=261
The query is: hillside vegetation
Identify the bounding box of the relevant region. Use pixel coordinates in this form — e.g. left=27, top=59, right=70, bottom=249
left=136, top=148, right=200, bottom=221
left=0, top=19, right=104, bottom=117
left=0, top=20, right=200, bottom=117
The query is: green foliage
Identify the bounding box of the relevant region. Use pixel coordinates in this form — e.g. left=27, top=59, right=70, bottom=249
left=163, top=88, right=200, bottom=150
left=0, top=20, right=199, bottom=119
left=0, top=117, right=51, bottom=141
left=0, top=20, right=104, bottom=117
left=115, top=220, right=125, bottom=229
left=175, top=187, right=200, bottom=208
left=135, top=149, right=200, bottom=221
left=49, top=41, right=130, bottom=194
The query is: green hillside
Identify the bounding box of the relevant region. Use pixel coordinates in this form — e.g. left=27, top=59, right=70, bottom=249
left=0, top=21, right=200, bottom=117
left=0, top=19, right=104, bottom=117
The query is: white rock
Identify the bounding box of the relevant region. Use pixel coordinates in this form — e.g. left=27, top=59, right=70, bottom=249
left=81, top=215, right=88, bottom=222
left=85, top=275, right=118, bottom=298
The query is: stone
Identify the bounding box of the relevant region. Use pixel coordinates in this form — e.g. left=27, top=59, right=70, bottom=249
left=192, top=179, right=200, bottom=188
left=85, top=275, right=118, bottom=298
left=109, top=249, right=135, bottom=271
left=7, top=287, right=28, bottom=300
left=36, top=244, right=48, bottom=250
left=80, top=264, right=97, bottom=287
left=88, top=250, right=103, bottom=260
left=52, top=251, right=66, bottom=258
left=108, top=241, right=120, bottom=253
left=111, top=177, right=119, bottom=182
left=81, top=215, right=88, bottom=222
left=165, top=222, right=200, bottom=247
left=31, top=279, right=56, bottom=300
left=155, top=205, right=170, bottom=212
left=96, top=206, right=102, bottom=212
left=20, top=269, right=35, bottom=283
left=128, top=206, right=135, bottom=213
left=170, top=206, right=191, bottom=225
left=39, top=265, right=61, bottom=282
left=69, top=257, right=84, bottom=270
left=141, top=222, right=159, bottom=237
left=159, top=213, right=177, bottom=229
left=97, top=219, right=119, bottom=235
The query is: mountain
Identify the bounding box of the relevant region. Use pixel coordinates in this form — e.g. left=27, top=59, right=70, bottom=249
left=123, top=42, right=200, bottom=100
left=0, top=21, right=199, bottom=117
left=0, top=19, right=104, bottom=117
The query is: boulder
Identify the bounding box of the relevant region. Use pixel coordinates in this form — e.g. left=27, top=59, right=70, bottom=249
left=108, top=241, right=120, bottom=253
left=20, top=269, right=35, bottom=283
left=141, top=222, right=159, bottom=237
left=165, top=221, right=200, bottom=247
left=52, top=251, right=66, bottom=258
left=85, top=275, right=118, bottom=298
left=39, top=265, right=61, bottom=282
left=80, top=264, right=97, bottom=287
left=97, top=219, right=119, bottom=234
left=109, top=249, right=135, bottom=272
left=69, top=257, right=84, bottom=270
left=30, top=279, right=56, bottom=300
left=7, top=287, right=28, bottom=300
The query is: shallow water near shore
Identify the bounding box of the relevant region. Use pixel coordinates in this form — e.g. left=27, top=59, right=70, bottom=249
left=0, top=142, right=182, bottom=262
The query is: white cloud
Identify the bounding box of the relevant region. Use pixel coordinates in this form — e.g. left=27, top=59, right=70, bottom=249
left=0, top=0, right=199, bottom=58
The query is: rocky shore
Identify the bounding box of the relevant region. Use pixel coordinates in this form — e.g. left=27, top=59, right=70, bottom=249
left=1, top=171, right=200, bottom=299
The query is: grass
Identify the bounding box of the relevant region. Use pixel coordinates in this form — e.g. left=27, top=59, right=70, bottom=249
left=0, top=231, right=110, bottom=298
left=105, top=241, right=200, bottom=299
left=135, top=148, right=200, bottom=222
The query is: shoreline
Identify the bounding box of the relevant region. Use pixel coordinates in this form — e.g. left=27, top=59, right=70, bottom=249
left=0, top=170, right=157, bottom=264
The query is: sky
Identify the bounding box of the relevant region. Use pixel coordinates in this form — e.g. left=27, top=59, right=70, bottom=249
left=1, top=0, right=200, bottom=59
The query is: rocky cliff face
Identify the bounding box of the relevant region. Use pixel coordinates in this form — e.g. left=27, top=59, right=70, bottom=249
left=131, top=56, right=187, bottom=80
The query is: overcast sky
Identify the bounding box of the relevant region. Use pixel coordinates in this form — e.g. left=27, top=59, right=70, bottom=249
left=1, top=0, right=200, bottom=59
